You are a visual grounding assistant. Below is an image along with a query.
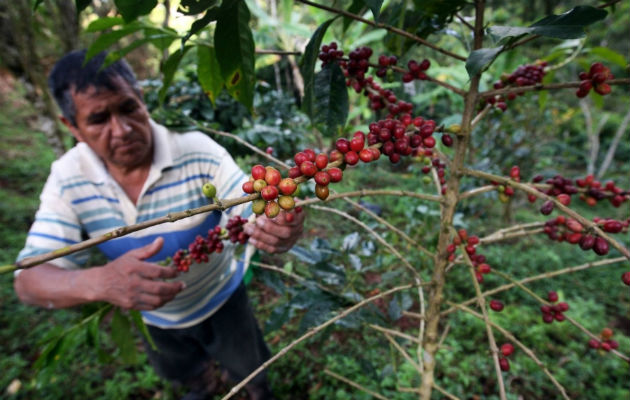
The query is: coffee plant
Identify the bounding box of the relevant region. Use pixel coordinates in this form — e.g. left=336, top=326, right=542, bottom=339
left=5, top=1, right=629, bottom=399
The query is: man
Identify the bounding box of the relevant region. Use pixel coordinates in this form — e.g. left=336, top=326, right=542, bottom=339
left=14, top=50, right=304, bottom=399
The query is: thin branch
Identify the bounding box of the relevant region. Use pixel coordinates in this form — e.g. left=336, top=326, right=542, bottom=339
left=296, top=189, right=442, bottom=208
left=460, top=243, right=507, bottom=400
left=437, top=323, right=451, bottom=349
left=455, top=13, right=474, bottom=30
left=323, top=369, right=388, bottom=400
left=399, top=385, right=461, bottom=400
left=459, top=184, right=496, bottom=199
left=479, top=78, right=630, bottom=99
left=382, top=332, right=422, bottom=374
left=449, top=302, right=571, bottom=400
left=219, top=284, right=416, bottom=400
left=294, top=0, right=467, bottom=62
left=492, top=268, right=630, bottom=363
left=442, top=257, right=626, bottom=316
left=471, top=103, right=492, bottom=129
left=342, top=197, right=434, bottom=257
left=462, top=168, right=630, bottom=260
left=309, top=205, right=423, bottom=283
left=598, top=109, right=630, bottom=179
left=369, top=324, right=422, bottom=345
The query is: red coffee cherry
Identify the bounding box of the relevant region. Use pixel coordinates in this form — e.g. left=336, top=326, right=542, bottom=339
left=278, top=178, right=297, bottom=196
left=242, top=181, right=255, bottom=194
left=336, top=138, right=351, bottom=153
left=314, top=171, right=331, bottom=186
left=489, top=300, right=504, bottom=312
left=328, top=167, right=343, bottom=183
left=500, top=343, right=514, bottom=357
left=315, top=153, right=329, bottom=170
left=622, top=271, right=630, bottom=286
left=264, top=201, right=280, bottom=218
left=315, top=184, right=329, bottom=200
left=264, top=167, right=281, bottom=186
left=593, top=237, right=609, bottom=256
left=251, top=164, right=266, bottom=180
left=345, top=151, right=359, bottom=165
left=300, top=161, right=317, bottom=177
left=547, top=291, right=558, bottom=303
left=260, top=185, right=279, bottom=201
left=499, top=357, right=510, bottom=372
left=359, top=148, right=374, bottom=163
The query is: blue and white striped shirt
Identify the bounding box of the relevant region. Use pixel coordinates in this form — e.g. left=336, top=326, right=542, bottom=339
left=16, top=121, right=253, bottom=328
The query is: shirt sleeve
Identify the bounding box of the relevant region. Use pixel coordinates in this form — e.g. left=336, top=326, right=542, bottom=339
left=214, top=150, right=252, bottom=221
left=15, top=171, right=88, bottom=271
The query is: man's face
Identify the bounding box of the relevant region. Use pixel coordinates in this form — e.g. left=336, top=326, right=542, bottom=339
left=65, top=77, right=153, bottom=170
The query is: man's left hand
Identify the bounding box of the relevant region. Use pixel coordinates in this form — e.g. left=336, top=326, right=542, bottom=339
left=244, top=210, right=305, bottom=253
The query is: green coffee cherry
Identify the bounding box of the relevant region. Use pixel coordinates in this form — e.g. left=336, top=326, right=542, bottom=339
left=202, top=182, right=217, bottom=199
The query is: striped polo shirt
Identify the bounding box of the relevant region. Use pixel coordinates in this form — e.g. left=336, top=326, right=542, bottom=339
left=16, top=121, right=253, bottom=328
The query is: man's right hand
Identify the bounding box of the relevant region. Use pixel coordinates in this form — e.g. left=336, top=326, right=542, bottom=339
left=94, top=237, right=185, bottom=310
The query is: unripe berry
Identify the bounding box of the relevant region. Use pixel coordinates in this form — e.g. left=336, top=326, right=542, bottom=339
left=253, top=179, right=267, bottom=192
left=252, top=199, right=266, bottom=215
left=251, top=165, right=266, bottom=180
left=278, top=195, right=295, bottom=210
left=328, top=167, right=343, bottom=183
left=202, top=182, right=217, bottom=199
left=315, top=184, right=329, bottom=200
left=264, top=201, right=280, bottom=218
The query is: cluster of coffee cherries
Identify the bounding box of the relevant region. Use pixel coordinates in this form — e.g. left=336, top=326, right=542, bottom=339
left=499, top=343, right=515, bottom=372
left=340, top=45, right=372, bottom=82
left=529, top=174, right=628, bottom=209
left=376, top=54, right=399, bottom=77
left=540, top=290, right=570, bottom=323
left=542, top=216, right=613, bottom=255
left=492, top=165, right=520, bottom=203
left=172, top=216, right=249, bottom=272
left=317, top=41, right=344, bottom=67
left=417, top=153, right=450, bottom=193
left=576, top=62, right=614, bottom=97
left=488, top=61, right=547, bottom=111
left=447, top=229, right=492, bottom=283
left=291, top=148, right=345, bottom=202
left=402, top=59, right=431, bottom=83
left=243, top=165, right=299, bottom=219
left=588, top=328, right=619, bottom=352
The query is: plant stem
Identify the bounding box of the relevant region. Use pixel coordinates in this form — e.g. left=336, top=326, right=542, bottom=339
left=479, top=78, right=630, bottom=99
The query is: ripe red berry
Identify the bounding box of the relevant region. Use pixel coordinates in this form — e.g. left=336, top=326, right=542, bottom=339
left=499, top=357, right=510, bottom=372
left=622, top=271, right=630, bottom=286
left=251, top=164, right=266, bottom=180
left=314, top=171, right=331, bottom=186
left=264, top=201, right=280, bottom=218
left=547, top=291, right=558, bottom=303
left=303, top=149, right=316, bottom=162
left=600, top=341, right=612, bottom=352
left=588, top=338, right=601, bottom=349
left=565, top=219, right=583, bottom=233
left=327, top=167, right=343, bottom=183
left=489, top=300, right=504, bottom=312
left=579, top=235, right=595, bottom=251
left=266, top=146, right=274, bottom=155
left=264, top=167, right=282, bottom=186
left=336, top=138, right=351, bottom=153
left=345, top=151, right=359, bottom=165
left=478, top=263, right=491, bottom=274
left=315, top=153, right=329, bottom=170
left=602, top=220, right=623, bottom=233
left=540, top=200, right=554, bottom=215
left=359, top=148, right=373, bottom=163
left=300, top=161, right=317, bottom=177
left=542, top=313, right=554, bottom=323
left=260, top=185, right=279, bottom=201
left=278, top=178, right=297, bottom=196
left=294, top=152, right=308, bottom=166
left=500, top=343, right=514, bottom=357
left=556, top=193, right=571, bottom=206
left=441, top=134, right=453, bottom=147
left=350, top=137, right=364, bottom=152
left=594, top=83, right=611, bottom=95
left=593, top=237, right=609, bottom=256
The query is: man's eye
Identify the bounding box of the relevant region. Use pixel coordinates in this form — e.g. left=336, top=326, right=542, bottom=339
left=120, top=101, right=138, bottom=114
left=88, top=113, right=108, bottom=124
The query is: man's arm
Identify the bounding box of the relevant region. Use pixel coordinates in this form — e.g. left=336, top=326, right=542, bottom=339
left=14, top=237, right=185, bottom=310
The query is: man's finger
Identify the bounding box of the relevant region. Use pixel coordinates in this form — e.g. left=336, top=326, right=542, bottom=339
left=139, top=280, right=185, bottom=297
left=131, top=237, right=164, bottom=260
left=137, top=262, right=180, bottom=280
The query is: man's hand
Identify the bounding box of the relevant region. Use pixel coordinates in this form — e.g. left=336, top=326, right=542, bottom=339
left=94, top=237, right=185, bottom=310
left=244, top=210, right=305, bottom=253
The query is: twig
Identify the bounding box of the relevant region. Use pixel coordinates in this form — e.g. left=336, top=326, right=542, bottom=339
left=382, top=332, right=422, bottom=374
left=471, top=103, right=492, bottom=129
left=479, top=78, right=630, bottom=99
left=399, top=384, right=461, bottom=400
left=323, top=369, right=388, bottom=400
left=597, top=109, right=630, bottom=179
left=492, top=268, right=630, bottom=363
left=255, top=49, right=301, bottom=56
left=455, top=13, right=474, bottom=30
left=462, top=168, right=630, bottom=260
left=294, top=0, right=467, bottom=62
left=437, top=323, right=451, bottom=348
left=368, top=324, right=422, bottom=345
left=460, top=242, right=507, bottom=400
left=342, top=197, right=434, bottom=258
left=220, top=284, right=416, bottom=400
left=449, top=302, right=571, bottom=400
left=442, top=257, right=626, bottom=316
left=296, top=189, right=442, bottom=207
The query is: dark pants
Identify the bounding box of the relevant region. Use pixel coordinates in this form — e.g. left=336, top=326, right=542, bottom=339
left=144, top=283, right=272, bottom=396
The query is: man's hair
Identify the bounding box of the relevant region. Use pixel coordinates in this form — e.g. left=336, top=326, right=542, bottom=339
left=48, top=50, right=141, bottom=126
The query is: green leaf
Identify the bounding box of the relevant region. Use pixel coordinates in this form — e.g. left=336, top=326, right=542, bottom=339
left=143, top=26, right=178, bottom=51
left=76, top=0, right=92, bottom=14
left=111, top=309, right=137, bottom=364
left=300, top=17, right=337, bottom=120
left=364, top=0, right=383, bottom=21
left=265, top=303, right=292, bottom=333
left=343, top=0, right=365, bottom=32
left=159, top=46, right=193, bottom=103
left=178, top=0, right=218, bottom=15
left=85, top=316, right=100, bottom=347
left=197, top=45, right=224, bottom=106
left=215, top=0, right=256, bottom=111
left=182, top=8, right=220, bottom=45
left=590, top=47, right=627, bottom=68
left=312, top=63, right=348, bottom=135
left=466, top=46, right=503, bottom=77
left=489, top=6, right=608, bottom=43
left=85, top=22, right=144, bottom=61
left=114, top=0, right=158, bottom=23
left=86, top=16, right=124, bottom=32
left=129, top=310, right=156, bottom=351
left=311, top=261, right=346, bottom=286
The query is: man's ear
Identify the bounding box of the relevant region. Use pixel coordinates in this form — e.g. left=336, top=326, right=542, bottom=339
left=59, top=115, right=84, bottom=142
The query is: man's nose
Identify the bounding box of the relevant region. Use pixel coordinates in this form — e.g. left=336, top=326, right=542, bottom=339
left=110, top=114, right=132, bottom=138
